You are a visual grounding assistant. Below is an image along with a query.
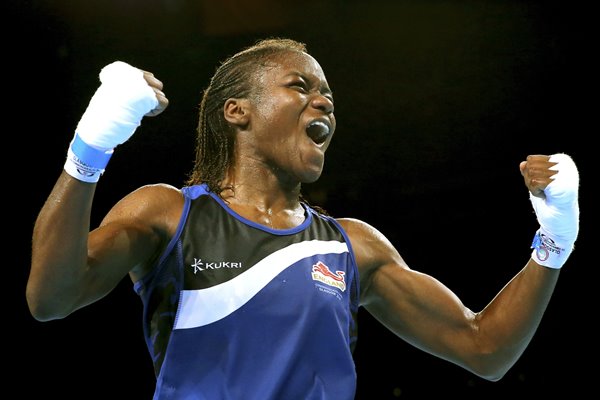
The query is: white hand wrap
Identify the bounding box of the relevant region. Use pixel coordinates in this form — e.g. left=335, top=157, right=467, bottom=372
left=530, top=153, right=580, bottom=269
left=64, top=61, right=159, bottom=182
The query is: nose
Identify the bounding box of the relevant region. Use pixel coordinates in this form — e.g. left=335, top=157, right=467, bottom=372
left=311, top=93, right=334, bottom=114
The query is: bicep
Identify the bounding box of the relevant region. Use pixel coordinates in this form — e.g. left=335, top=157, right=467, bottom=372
left=73, top=220, right=159, bottom=312
left=80, top=185, right=177, bottom=306
left=363, top=263, right=477, bottom=359
left=344, top=218, right=477, bottom=362
left=86, top=219, right=161, bottom=292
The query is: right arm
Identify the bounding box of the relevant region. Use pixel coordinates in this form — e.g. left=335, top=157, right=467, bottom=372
left=27, top=173, right=183, bottom=321
left=27, top=62, right=170, bottom=321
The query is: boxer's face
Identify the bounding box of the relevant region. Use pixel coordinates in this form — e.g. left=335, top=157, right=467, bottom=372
left=241, top=51, right=336, bottom=185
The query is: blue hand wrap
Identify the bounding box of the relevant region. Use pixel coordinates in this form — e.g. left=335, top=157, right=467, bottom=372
left=64, top=134, right=114, bottom=183
left=71, top=133, right=113, bottom=169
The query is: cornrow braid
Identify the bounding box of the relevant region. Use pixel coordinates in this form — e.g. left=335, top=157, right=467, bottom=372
left=185, top=38, right=307, bottom=197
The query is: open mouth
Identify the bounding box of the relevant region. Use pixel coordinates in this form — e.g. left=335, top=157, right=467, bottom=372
left=306, top=120, right=331, bottom=145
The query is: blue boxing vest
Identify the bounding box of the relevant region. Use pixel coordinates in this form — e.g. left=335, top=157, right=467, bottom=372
left=134, top=184, right=360, bottom=400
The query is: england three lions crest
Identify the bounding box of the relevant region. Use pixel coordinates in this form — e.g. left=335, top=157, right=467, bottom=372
left=311, top=261, right=346, bottom=291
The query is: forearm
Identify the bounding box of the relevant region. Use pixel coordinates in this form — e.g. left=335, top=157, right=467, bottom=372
left=27, top=171, right=97, bottom=320
left=474, top=259, right=559, bottom=378
left=473, top=154, right=579, bottom=378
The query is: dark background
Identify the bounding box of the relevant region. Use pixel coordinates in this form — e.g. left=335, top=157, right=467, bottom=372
left=8, top=0, right=593, bottom=398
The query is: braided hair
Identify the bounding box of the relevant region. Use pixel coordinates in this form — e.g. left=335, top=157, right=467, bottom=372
left=185, top=38, right=329, bottom=215
left=185, top=37, right=307, bottom=194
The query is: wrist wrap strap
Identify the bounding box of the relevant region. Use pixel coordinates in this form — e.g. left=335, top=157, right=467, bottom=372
left=531, top=226, right=574, bottom=269
left=63, top=134, right=114, bottom=183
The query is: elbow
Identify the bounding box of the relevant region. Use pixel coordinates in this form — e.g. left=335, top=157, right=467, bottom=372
left=28, top=308, right=65, bottom=323
left=463, top=360, right=509, bottom=382
left=473, top=368, right=507, bottom=383
left=460, top=324, right=524, bottom=382
left=463, top=351, right=515, bottom=382
left=26, top=284, right=72, bottom=322
left=26, top=296, right=62, bottom=322
left=29, top=310, right=59, bottom=323
left=27, top=298, right=71, bottom=322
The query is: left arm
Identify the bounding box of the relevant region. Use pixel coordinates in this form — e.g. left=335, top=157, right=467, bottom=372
left=340, top=154, right=579, bottom=381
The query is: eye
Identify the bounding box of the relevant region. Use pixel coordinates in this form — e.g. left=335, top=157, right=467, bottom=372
left=289, top=80, right=308, bottom=93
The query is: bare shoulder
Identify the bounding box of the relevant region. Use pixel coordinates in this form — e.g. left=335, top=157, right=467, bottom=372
left=336, top=217, right=397, bottom=250
left=102, top=183, right=184, bottom=234
left=335, top=217, right=407, bottom=272
left=336, top=217, right=383, bottom=239
left=126, top=182, right=183, bottom=203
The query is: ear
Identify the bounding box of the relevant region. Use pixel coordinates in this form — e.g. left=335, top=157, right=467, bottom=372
left=224, top=98, right=250, bottom=128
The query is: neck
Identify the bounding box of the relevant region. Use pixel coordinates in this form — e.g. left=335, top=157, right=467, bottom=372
left=220, top=183, right=305, bottom=230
